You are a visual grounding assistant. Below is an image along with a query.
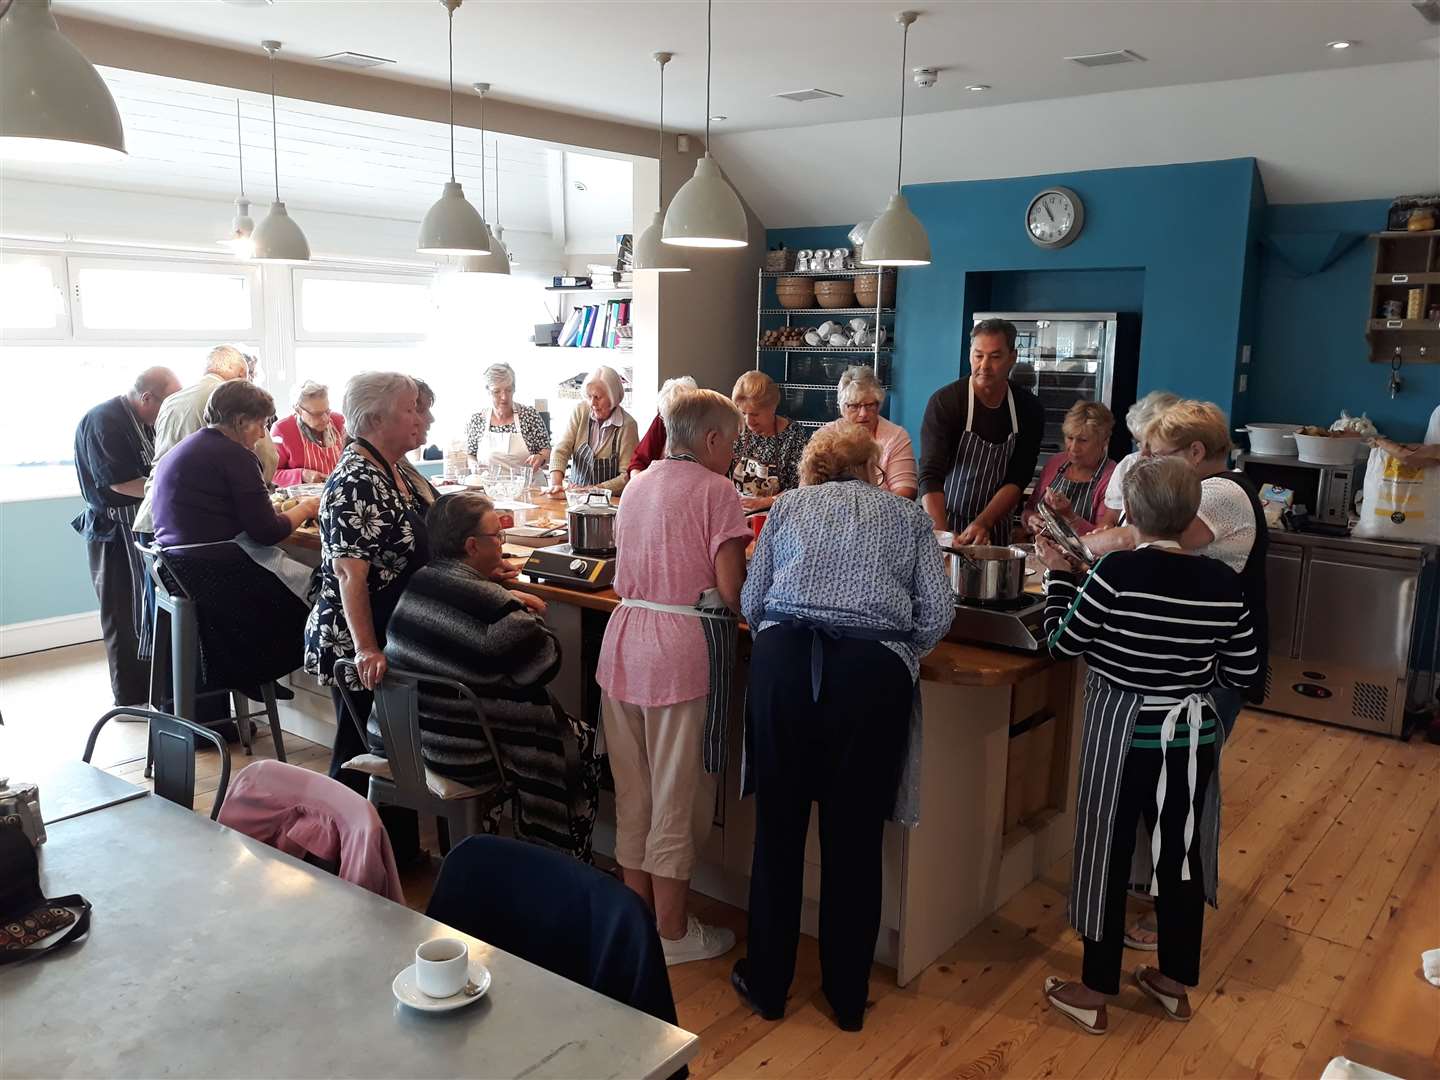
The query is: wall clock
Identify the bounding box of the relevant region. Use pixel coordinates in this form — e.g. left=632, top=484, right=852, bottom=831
left=1025, top=186, right=1084, bottom=249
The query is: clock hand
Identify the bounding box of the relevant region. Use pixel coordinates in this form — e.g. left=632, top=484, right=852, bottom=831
left=1042, top=203, right=1054, bottom=223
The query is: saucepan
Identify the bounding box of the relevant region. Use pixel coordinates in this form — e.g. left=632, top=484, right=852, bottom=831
left=941, top=544, right=1029, bottom=604
left=566, top=490, right=617, bottom=556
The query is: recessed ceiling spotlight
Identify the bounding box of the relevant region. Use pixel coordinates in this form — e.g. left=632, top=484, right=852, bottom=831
left=965, top=84, right=991, bottom=92
left=709, top=114, right=727, bottom=122
left=1326, top=39, right=1355, bottom=49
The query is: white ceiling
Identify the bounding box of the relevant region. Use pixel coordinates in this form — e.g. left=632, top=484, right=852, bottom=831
left=52, top=0, right=1440, bottom=134
left=0, top=68, right=633, bottom=236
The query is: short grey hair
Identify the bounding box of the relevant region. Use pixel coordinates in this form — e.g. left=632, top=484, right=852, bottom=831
left=206, top=344, right=252, bottom=380
left=665, top=388, right=741, bottom=455
left=427, top=491, right=496, bottom=561
left=657, top=376, right=698, bottom=421
left=1123, top=454, right=1201, bottom=538
left=483, top=363, right=517, bottom=393
left=837, top=365, right=886, bottom=409
left=584, top=365, right=625, bottom=408
left=292, top=379, right=328, bottom=410
left=1126, top=390, right=1181, bottom=441
left=343, top=372, right=416, bottom=438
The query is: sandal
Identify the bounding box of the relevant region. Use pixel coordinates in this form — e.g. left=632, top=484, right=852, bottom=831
left=1135, top=966, right=1192, bottom=1021
left=1125, top=912, right=1159, bottom=951
left=1043, top=976, right=1108, bottom=1035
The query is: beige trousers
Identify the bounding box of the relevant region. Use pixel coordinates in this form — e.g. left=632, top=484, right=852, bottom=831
left=601, top=694, right=716, bottom=880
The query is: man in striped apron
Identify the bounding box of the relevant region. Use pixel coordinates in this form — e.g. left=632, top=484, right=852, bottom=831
left=918, top=319, right=1045, bottom=545
left=71, top=368, right=180, bottom=706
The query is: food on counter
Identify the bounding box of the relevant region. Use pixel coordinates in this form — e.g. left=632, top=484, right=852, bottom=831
left=760, top=326, right=808, bottom=347
left=270, top=493, right=301, bottom=511
left=1329, top=411, right=1377, bottom=436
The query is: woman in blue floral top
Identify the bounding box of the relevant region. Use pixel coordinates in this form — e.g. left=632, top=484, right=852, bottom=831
left=303, top=372, right=429, bottom=790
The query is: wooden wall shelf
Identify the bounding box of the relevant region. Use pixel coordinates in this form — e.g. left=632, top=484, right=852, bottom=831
left=1367, top=232, right=1440, bottom=363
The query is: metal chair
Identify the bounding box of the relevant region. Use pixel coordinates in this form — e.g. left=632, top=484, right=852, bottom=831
left=83, top=707, right=231, bottom=820
left=333, top=659, right=516, bottom=854
left=136, top=541, right=288, bottom=773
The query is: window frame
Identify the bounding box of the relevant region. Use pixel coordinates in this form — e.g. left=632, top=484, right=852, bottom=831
left=67, top=256, right=263, bottom=342
left=0, top=251, right=72, bottom=341
left=291, top=267, right=434, bottom=344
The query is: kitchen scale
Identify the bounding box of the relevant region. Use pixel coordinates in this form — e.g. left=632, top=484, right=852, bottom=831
left=947, top=593, right=1049, bottom=652
left=521, top=544, right=616, bottom=592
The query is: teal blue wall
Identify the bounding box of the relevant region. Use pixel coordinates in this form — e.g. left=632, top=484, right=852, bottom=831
left=1247, top=200, right=1439, bottom=441
left=773, top=157, right=1262, bottom=438
left=0, top=496, right=96, bottom=624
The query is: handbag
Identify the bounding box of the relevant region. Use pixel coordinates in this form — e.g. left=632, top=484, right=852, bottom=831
left=0, top=822, right=91, bottom=964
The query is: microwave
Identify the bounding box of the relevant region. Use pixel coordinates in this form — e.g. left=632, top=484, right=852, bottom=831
left=1237, top=453, right=1357, bottom=529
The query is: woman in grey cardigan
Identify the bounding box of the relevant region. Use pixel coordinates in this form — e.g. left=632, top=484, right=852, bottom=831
left=381, top=490, right=600, bottom=860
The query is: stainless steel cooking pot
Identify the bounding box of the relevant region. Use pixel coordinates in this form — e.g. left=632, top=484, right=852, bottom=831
left=942, top=544, right=1028, bottom=604
left=0, top=776, right=46, bottom=846
left=567, top=490, right=618, bottom=556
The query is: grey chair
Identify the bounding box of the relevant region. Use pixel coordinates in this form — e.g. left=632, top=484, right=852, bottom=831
left=136, top=541, right=288, bottom=773
left=333, top=659, right=516, bottom=854
left=84, top=707, right=231, bottom=820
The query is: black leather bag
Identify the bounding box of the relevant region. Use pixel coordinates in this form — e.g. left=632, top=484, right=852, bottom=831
left=0, top=822, right=91, bottom=964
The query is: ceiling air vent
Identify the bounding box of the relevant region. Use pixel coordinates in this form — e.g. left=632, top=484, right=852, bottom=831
left=774, top=88, right=844, bottom=103
left=1066, top=49, right=1146, bottom=68
left=316, top=51, right=397, bottom=69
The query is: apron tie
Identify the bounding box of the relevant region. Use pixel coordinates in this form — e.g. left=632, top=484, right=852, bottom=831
left=759, top=610, right=908, bottom=703
left=1149, top=692, right=1206, bottom=896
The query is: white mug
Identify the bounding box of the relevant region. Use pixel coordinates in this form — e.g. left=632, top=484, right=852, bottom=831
left=415, top=937, right=469, bottom=998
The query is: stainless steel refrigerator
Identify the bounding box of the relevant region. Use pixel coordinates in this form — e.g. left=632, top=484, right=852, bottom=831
left=972, top=311, right=1141, bottom=470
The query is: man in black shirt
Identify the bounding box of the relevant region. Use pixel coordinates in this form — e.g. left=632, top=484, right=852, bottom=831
left=918, top=319, right=1044, bottom=544
left=72, top=367, right=181, bottom=706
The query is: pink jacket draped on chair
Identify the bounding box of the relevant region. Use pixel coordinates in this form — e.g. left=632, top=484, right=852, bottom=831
left=217, top=760, right=405, bottom=903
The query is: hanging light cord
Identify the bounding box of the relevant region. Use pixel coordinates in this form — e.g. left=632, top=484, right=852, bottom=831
left=479, top=88, right=487, bottom=217
left=268, top=49, right=280, bottom=200
left=493, top=141, right=500, bottom=225
left=657, top=59, right=665, bottom=198
left=896, top=17, right=909, bottom=193
left=704, top=0, right=713, bottom=148
left=235, top=100, right=245, bottom=199
left=446, top=6, right=456, bottom=182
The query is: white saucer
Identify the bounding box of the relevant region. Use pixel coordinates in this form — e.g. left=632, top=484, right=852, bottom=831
left=392, top=962, right=491, bottom=1012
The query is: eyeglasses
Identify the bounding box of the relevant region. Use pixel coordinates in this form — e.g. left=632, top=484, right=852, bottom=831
left=842, top=400, right=881, bottom=413
left=476, top=530, right=507, bottom=545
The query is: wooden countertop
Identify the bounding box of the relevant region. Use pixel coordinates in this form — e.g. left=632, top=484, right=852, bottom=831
left=288, top=491, right=1057, bottom=689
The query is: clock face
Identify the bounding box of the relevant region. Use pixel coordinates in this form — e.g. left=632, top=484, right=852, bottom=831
left=1026, top=187, right=1083, bottom=248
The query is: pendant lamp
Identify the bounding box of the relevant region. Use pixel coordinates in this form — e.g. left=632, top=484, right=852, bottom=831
left=662, top=0, right=746, bottom=249
left=250, top=41, right=311, bottom=263
left=219, top=101, right=255, bottom=258
left=417, top=0, right=492, bottom=256
left=458, top=87, right=510, bottom=275
left=0, top=0, right=125, bottom=162
left=633, top=52, right=688, bottom=272
left=861, top=11, right=931, bottom=267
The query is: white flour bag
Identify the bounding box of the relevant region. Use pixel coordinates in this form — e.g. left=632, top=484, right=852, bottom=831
left=1353, top=447, right=1440, bottom=543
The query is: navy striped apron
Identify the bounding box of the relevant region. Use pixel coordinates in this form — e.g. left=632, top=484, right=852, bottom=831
left=569, top=419, right=621, bottom=487
left=941, top=381, right=1019, bottom=543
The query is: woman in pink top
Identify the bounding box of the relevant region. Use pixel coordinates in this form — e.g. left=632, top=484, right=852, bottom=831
left=821, top=366, right=917, bottom=499
left=1021, top=400, right=1117, bottom=535
left=596, top=389, right=751, bottom=967
left=271, top=380, right=346, bottom=486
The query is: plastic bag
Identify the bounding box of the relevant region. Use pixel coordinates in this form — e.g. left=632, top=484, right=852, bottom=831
left=1353, top=446, right=1440, bottom=543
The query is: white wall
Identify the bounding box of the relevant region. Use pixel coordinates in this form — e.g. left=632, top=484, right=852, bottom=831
left=713, top=60, right=1440, bottom=227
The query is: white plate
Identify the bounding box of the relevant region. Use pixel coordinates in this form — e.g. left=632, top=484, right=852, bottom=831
left=392, top=962, right=491, bottom=1012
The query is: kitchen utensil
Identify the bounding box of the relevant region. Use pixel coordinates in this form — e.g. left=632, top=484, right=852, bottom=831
left=814, top=279, right=857, bottom=309
left=776, top=276, right=816, bottom=309
left=0, top=777, right=45, bottom=846
left=1293, top=431, right=1368, bottom=466
left=1035, top=502, right=1094, bottom=569
left=1238, top=423, right=1300, bottom=456
left=566, top=489, right=618, bottom=556
left=854, top=270, right=896, bottom=308
left=940, top=544, right=1029, bottom=603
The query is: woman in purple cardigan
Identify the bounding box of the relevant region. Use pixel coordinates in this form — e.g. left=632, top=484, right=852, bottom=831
left=149, top=381, right=319, bottom=700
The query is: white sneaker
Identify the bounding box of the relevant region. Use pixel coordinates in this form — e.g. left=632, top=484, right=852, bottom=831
left=661, top=915, right=735, bottom=966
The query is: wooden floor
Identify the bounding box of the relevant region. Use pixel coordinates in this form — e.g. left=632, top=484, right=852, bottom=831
left=5, top=644, right=1437, bottom=1078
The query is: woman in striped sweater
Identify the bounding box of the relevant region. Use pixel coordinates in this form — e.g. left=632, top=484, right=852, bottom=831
left=380, top=490, right=600, bottom=861
left=1037, top=455, right=1259, bottom=1035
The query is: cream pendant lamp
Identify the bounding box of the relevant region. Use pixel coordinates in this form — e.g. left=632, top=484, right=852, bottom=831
left=633, top=52, right=688, bottom=272
left=0, top=0, right=125, bottom=162
left=219, top=101, right=255, bottom=259
left=861, top=11, right=931, bottom=267
left=459, top=103, right=511, bottom=276
left=661, top=0, right=746, bottom=249
left=250, top=41, right=311, bottom=263
left=417, top=0, right=492, bottom=256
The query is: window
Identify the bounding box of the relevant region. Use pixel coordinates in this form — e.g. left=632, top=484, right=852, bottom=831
left=0, top=253, right=68, bottom=339
left=70, top=258, right=261, bottom=340
left=293, top=271, right=433, bottom=342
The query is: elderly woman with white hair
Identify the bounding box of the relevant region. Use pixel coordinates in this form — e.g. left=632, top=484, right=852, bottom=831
left=271, top=379, right=346, bottom=486
left=627, top=376, right=697, bottom=478
left=304, top=371, right=429, bottom=809
left=818, top=366, right=916, bottom=499
left=545, top=365, right=639, bottom=494
left=1095, top=390, right=1180, bottom=529
left=465, top=362, right=551, bottom=474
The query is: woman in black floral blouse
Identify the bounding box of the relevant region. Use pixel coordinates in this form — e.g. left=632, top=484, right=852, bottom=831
left=303, top=371, right=430, bottom=789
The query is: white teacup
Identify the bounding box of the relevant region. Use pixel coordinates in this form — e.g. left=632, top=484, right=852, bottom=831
left=415, top=937, right=469, bottom=998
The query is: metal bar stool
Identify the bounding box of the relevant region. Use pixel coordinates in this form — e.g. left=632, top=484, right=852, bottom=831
left=137, top=541, right=288, bottom=777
